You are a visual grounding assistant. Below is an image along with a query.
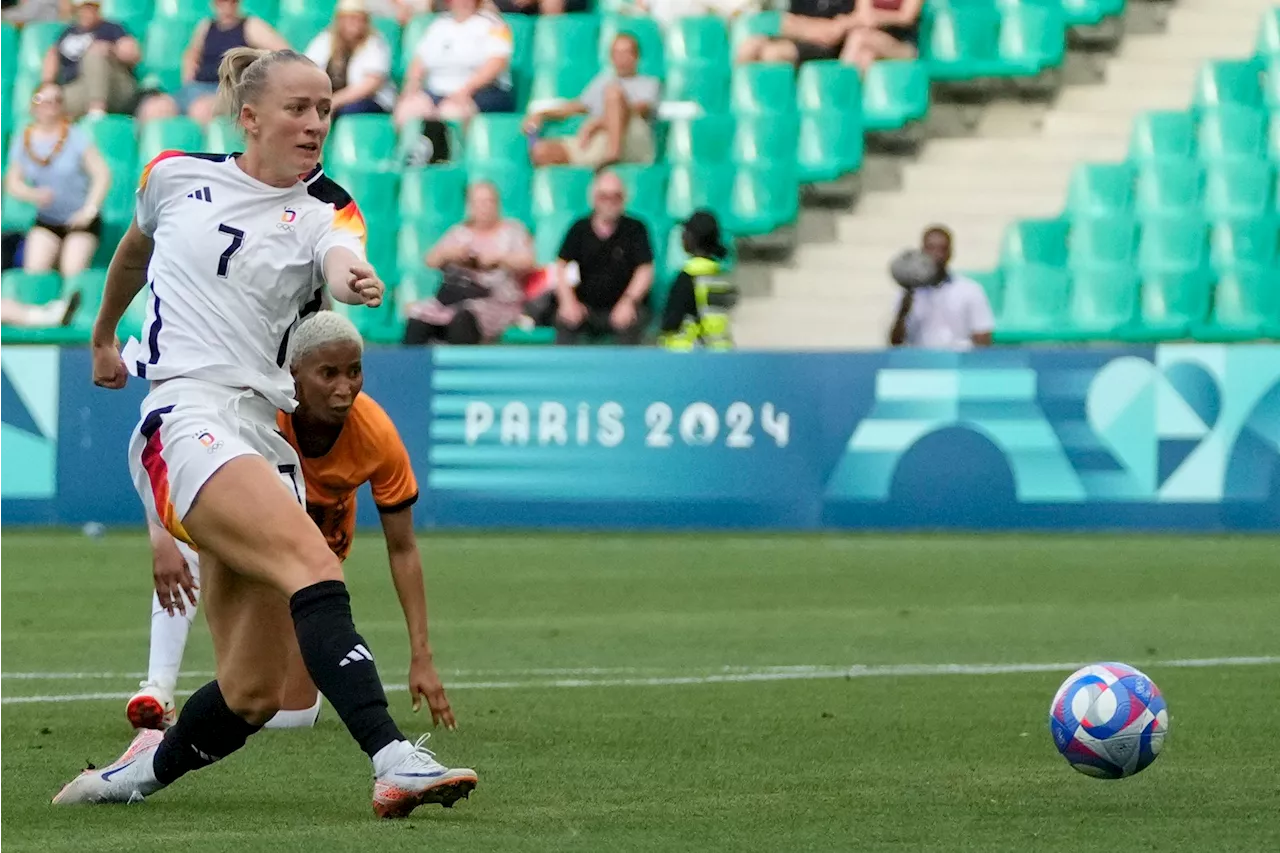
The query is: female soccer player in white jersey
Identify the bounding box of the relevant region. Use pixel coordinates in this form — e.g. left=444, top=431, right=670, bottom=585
left=53, top=47, right=477, bottom=819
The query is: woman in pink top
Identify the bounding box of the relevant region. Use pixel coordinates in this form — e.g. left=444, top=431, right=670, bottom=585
left=843, top=0, right=922, bottom=71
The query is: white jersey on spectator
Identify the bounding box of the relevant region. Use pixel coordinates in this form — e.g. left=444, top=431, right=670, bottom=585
left=414, top=10, right=513, bottom=96
left=896, top=274, right=995, bottom=351
left=122, top=151, right=366, bottom=411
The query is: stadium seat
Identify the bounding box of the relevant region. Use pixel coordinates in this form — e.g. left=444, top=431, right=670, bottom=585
left=1202, top=160, right=1275, bottom=219
left=1265, top=59, right=1280, bottom=110
left=665, top=114, right=735, bottom=165
left=665, top=16, right=730, bottom=73
left=17, top=21, right=62, bottom=79
left=329, top=168, right=400, bottom=219
left=796, top=60, right=861, bottom=114
left=507, top=15, right=536, bottom=107
left=613, top=163, right=669, bottom=224
left=1192, top=266, right=1280, bottom=341
left=663, top=66, right=731, bottom=114
left=327, top=113, right=398, bottom=171
left=732, top=113, right=799, bottom=167
left=1129, top=111, right=1197, bottom=165
left=1058, top=265, right=1139, bottom=341
left=727, top=165, right=798, bottom=236
left=371, top=15, right=403, bottom=80
left=531, top=166, right=593, bottom=220
left=102, top=0, right=156, bottom=34
left=205, top=116, right=242, bottom=154
left=142, top=19, right=189, bottom=93
left=398, top=218, right=457, bottom=280
left=81, top=115, right=138, bottom=172
left=1059, top=0, right=1126, bottom=28
left=1133, top=160, right=1202, bottom=220
left=997, top=1, right=1067, bottom=77
left=465, top=114, right=531, bottom=167
left=1270, top=115, right=1280, bottom=163
left=731, top=63, right=796, bottom=116
left=798, top=109, right=865, bottom=182
left=1193, top=59, right=1264, bottom=110
left=1122, top=269, right=1213, bottom=341
left=400, top=165, right=468, bottom=223
left=861, top=60, right=930, bottom=131
left=137, top=117, right=203, bottom=164
left=1137, top=217, right=1208, bottom=273
left=528, top=62, right=599, bottom=105
left=924, top=5, right=1003, bottom=81
left=1067, top=215, right=1137, bottom=268
left=598, top=16, right=664, bottom=78
left=1197, top=105, right=1268, bottom=164
left=961, top=268, right=1004, bottom=315
left=154, top=0, right=215, bottom=19
left=534, top=211, right=578, bottom=265
left=1000, top=218, right=1069, bottom=268
left=729, top=11, right=782, bottom=54
left=1064, top=162, right=1134, bottom=218
left=667, top=162, right=734, bottom=223
left=3, top=23, right=19, bottom=96
left=1, top=269, right=62, bottom=305
left=277, top=12, right=329, bottom=53
left=534, top=14, right=600, bottom=69
left=1258, top=7, right=1280, bottom=58
left=992, top=263, right=1071, bottom=343
left=65, top=268, right=108, bottom=334
left=467, top=161, right=532, bottom=225
left=1209, top=217, right=1279, bottom=271
left=280, top=0, right=335, bottom=15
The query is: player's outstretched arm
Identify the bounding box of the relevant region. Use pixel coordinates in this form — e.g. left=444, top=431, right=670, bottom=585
left=92, top=221, right=154, bottom=388
left=379, top=507, right=456, bottom=731
left=323, top=246, right=384, bottom=307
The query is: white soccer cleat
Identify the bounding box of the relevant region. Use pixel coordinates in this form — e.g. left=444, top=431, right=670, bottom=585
left=126, top=683, right=176, bottom=731
left=52, top=729, right=167, bottom=805
left=371, top=734, right=477, bottom=819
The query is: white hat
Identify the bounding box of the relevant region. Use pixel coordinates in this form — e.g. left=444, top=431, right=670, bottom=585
left=335, top=0, right=370, bottom=13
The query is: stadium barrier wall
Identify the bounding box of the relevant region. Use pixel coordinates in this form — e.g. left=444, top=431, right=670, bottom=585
left=3, top=345, right=1278, bottom=531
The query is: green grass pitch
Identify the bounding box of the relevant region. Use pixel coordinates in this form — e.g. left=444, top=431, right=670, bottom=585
left=3, top=531, right=1279, bottom=852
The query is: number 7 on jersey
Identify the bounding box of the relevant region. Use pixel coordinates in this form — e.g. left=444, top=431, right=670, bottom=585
left=216, top=223, right=245, bottom=278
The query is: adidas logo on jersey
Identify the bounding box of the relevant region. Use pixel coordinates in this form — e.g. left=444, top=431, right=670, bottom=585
left=186, top=187, right=213, bottom=202
left=338, top=644, right=375, bottom=667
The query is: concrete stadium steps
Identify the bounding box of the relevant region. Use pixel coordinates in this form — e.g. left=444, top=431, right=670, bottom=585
left=734, top=0, right=1275, bottom=350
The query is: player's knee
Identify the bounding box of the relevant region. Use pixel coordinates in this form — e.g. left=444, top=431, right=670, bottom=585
left=219, top=678, right=283, bottom=726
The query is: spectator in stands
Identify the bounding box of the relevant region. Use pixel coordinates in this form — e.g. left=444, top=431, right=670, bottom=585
left=304, top=0, right=396, bottom=119
left=135, top=0, right=289, bottom=126
left=525, top=34, right=658, bottom=169
left=5, top=82, right=111, bottom=278
left=736, top=0, right=921, bottom=69
left=3, top=0, right=68, bottom=25
left=42, top=0, right=140, bottom=119
left=555, top=170, right=654, bottom=346
left=1, top=293, right=81, bottom=327
left=403, top=181, right=534, bottom=345
left=492, top=0, right=586, bottom=15
left=394, top=0, right=515, bottom=127
left=631, top=0, right=762, bottom=28
left=888, top=226, right=994, bottom=351
left=842, top=0, right=922, bottom=71
left=365, top=0, right=431, bottom=23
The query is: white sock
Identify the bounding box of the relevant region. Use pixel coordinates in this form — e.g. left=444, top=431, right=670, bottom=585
left=263, top=695, right=323, bottom=729
left=146, top=592, right=195, bottom=696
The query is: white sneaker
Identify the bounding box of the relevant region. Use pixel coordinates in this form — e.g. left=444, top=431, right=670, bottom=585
left=371, top=734, right=477, bottom=819
left=52, top=729, right=167, bottom=805
left=126, top=683, right=175, bottom=731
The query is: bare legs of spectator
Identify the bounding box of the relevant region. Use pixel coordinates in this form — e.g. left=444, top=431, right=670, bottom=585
left=394, top=91, right=476, bottom=129
left=62, top=45, right=138, bottom=118
left=1, top=293, right=81, bottom=328
left=21, top=225, right=98, bottom=278
left=531, top=84, right=634, bottom=167
left=555, top=306, right=649, bottom=346
left=735, top=36, right=800, bottom=64
left=135, top=92, right=220, bottom=127
left=839, top=28, right=917, bottom=72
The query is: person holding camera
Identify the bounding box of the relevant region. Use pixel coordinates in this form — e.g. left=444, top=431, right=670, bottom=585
left=888, top=226, right=994, bottom=351
left=403, top=181, right=534, bottom=345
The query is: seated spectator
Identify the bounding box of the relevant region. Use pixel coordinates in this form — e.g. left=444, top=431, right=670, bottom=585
left=492, top=0, right=587, bottom=15
left=842, top=0, right=922, bottom=71
left=4, top=83, right=111, bottom=278
left=42, top=0, right=140, bottom=119
left=304, top=0, right=396, bottom=119
left=659, top=210, right=737, bottom=350
left=394, top=0, right=514, bottom=126
left=365, top=0, right=431, bottom=23
left=736, top=0, right=852, bottom=65
left=1, top=293, right=81, bottom=328
left=889, top=226, right=994, bottom=351
left=136, top=0, right=289, bottom=126
left=632, top=0, right=762, bottom=29
left=3, top=0, right=67, bottom=25
left=403, top=181, right=534, bottom=345
left=555, top=171, right=654, bottom=346
left=525, top=34, right=658, bottom=169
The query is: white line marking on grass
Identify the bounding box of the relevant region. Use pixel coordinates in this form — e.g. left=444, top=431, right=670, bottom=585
left=3, top=656, right=1278, bottom=704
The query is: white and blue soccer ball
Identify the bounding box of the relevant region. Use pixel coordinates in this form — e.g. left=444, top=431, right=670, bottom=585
left=1049, top=663, right=1169, bottom=779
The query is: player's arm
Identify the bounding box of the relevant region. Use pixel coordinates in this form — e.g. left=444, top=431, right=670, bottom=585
left=378, top=507, right=456, bottom=730
left=91, top=220, right=154, bottom=388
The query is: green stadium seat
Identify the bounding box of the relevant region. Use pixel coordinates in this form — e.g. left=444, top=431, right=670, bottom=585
left=1192, top=266, right=1280, bottom=341
left=798, top=109, right=865, bottom=182
left=612, top=163, right=669, bottom=223
left=992, top=263, right=1071, bottom=343
left=1209, top=217, right=1279, bottom=271
left=667, top=162, right=733, bottom=223
left=277, top=12, right=329, bottom=53
left=1056, top=265, right=1139, bottom=341
left=725, top=165, right=797, bottom=236
left=666, top=16, right=730, bottom=72
left=1064, top=162, right=1134, bottom=218
left=499, top=325, right=556, bottom=345
left=961, top=268, right=1004, bottom=315
left=534, top=211, right=578, bottom=265
left=102, top=0, right=156, bottom=34
left=81, top=114, right=137, bottom=171
left=1000, top=218, right=1068, bottom=268
left=861, top=60, right=930, bottom=131
left=1121, top=269, right=1212, bottom=341
left=328, top=168, right=400, bottom=215
left=154, top=0, right=213, bottom=20
left=205, top=115, right=242, bottom=154
left=730, top=11, right=782, bottom=54
left=1059, top=0, right=1125, bottom=28
left=1128, top=111, right=1196, bottom=165
left=1264, top=59, right=1280, bottom=109
left=331, top=296, right=403, bottom=345
left=1197, top=105, right=1268, bottom=164
left=400, top=14, right=435, bottom=65
left=796, top=61, right=861, bottom=114
left=3, top=23, right=20, bottom=95
left=997, top=2, right=1067, bottom=76
left=327, top=113, right=398, bottom=171
left=1270, top=115, right=1280, bottom=163
left=400, top=165, right=468, bottom=223
left=398, top=219, right=455, bottom=281
left=529, top=62, right=599, bottom=104
left=1137, top=217, right=1208, bottom=273
left=17, top=21, right=63, bottom=78
left=598, top=16, right=664, bottom=78
left=465, top=114, right=530, bottom=167
left=531, top=166, right=593, bottom=220
left=732, top=113, right=799, bottom=166
left=731, top=63, right=796, bottom=115
left=664, top=114, right=735, bottom=165
left=137, top=117, right=202, bottom=164
left=1134, top=160, right=1202, bottom=220
left=398, top=267, right=443, bottom=310
left=663, top=66, right=730, bottom=114
left=1193, top=59, right=1264, bottom=110
left=924, top=5, right=1002, bottom=81
left=1, top=269, right=63, bottom=305
left=1258, top=7, right=1280, bottom=58
left=371, top=15, right=402, bottom=80
left=141, top=19, right=188, bottom=93
left=1203, top=160, right=1275, bottom=219
left=534, top=14, right=600, bottom=69
left=467, top=161, right=532, bottom=225
left=280, top=0, right=335, bottom=15
left=66, top=268, right=108, bottom=334
left=1067, top=215, right=1137, bottom=268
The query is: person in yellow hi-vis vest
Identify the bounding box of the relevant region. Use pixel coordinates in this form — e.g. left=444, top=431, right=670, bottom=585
left=659, top=210, right=737, bottom=351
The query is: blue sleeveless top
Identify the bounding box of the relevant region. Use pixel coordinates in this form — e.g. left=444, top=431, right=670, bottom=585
left=195, top=17, right=249, bottom=84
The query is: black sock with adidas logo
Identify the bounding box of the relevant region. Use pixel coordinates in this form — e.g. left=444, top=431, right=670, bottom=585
left=153, top=680, right=261, bottom=785
left=290, top=580, right=404, bottom=759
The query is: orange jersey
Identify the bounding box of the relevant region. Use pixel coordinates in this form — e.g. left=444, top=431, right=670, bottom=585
left=276, top=393, right=418, bottom=561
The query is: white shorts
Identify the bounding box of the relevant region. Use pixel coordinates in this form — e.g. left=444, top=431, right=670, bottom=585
left=128, top=378, right=304, bottom=544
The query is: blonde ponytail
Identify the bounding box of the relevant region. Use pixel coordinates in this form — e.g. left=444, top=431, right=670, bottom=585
left=216, top=47, right=315, bottom=124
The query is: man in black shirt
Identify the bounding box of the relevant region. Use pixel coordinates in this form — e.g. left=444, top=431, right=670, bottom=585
left=554, top=170, right=654, bottom=345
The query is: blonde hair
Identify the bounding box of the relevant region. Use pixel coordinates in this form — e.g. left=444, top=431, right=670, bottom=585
left=287, top=311, right=363, bottom=370
left=217, top=47, right=316, bottom=124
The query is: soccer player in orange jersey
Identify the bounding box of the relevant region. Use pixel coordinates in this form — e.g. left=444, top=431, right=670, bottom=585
left=127, top=312, right=454, bottom=731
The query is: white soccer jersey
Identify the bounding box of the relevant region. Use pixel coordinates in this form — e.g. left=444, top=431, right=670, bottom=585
left=121, top=151, right=366, bottom=410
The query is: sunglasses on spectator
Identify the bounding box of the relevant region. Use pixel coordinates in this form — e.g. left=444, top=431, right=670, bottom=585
left=595, top=191, right=624, bottom=200
left=32, top=93, right=62, bottom=105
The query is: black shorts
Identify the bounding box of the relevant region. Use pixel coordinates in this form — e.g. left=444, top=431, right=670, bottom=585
left=33, top=216, right=102, bottom=240
left=793, top=40, right=844, bottom=64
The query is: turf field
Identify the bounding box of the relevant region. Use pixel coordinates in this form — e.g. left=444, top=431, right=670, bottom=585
left=3, top=531, right=1279, bottom=852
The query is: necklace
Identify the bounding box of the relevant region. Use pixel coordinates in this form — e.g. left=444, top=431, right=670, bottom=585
left=23, top=122, right=70, bottom=168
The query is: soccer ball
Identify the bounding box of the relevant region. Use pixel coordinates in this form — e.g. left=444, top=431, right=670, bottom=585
left=1049, top=663, right=1169, bottom=779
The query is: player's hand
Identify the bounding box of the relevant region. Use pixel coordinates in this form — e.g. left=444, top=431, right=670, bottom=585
left=153, top=537, right=198, bottom=617
left=347, top=263, right=384, bottom=307
left=610, top=297, right=637, bottom=332
left=409, top=655, right=456, bottom=730
left=91, top=338, right=128, bottom=389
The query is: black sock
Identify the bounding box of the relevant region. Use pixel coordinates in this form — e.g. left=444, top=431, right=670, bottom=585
left=152, top=680, right=261, bottom=785
left=290, top=580, right=403, bottom=759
